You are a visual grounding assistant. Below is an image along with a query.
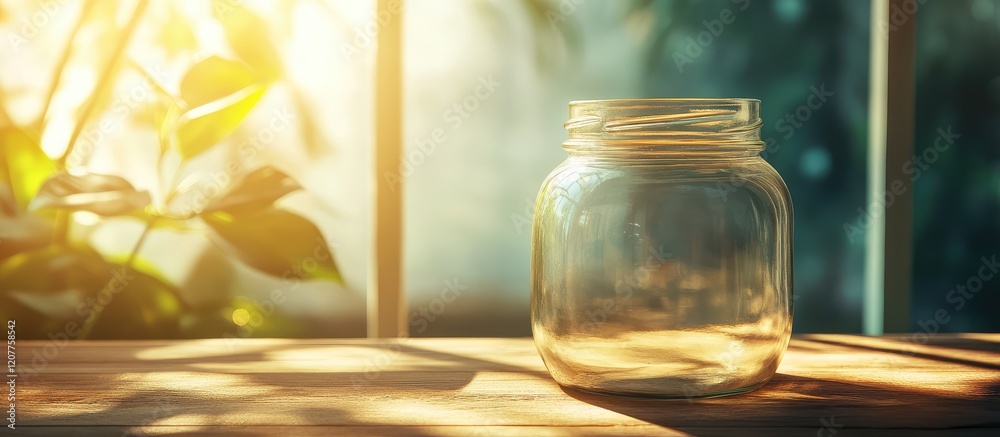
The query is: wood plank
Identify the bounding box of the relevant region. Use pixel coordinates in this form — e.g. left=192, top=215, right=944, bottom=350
left=11, top=335, right=1000, bottom=433
left=15, top=335, right=999, bottom=373
left=12, top=426, right=1000, bottom=437
left=16, top=371, right=999, bottom=428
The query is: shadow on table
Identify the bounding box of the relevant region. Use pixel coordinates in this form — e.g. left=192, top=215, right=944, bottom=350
left=563, top=373, right=998, bottom=431
left=21, top=340, right=548, bottom=436
left=20, top=336, right=1000, bottom=436
left=804, top=335, right=1000, bottom=371
left=562, top=335, right=1000, bottom=433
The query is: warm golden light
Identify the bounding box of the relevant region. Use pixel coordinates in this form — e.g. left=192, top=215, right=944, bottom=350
left=231, top=308, right=250, bottom=326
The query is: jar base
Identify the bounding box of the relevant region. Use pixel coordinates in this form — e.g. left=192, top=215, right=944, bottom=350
left=557, top=376, right=773, bottom=400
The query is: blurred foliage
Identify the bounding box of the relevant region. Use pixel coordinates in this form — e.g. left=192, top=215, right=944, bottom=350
left=521, top=0, right=999, bottom=332
left=1, top=127, right=55, bottom=210
left=911, top=0, right=1000, bottom=332
left=0, top=0, right=340, bottom=339
left=32, top=172, right=151, bottom=216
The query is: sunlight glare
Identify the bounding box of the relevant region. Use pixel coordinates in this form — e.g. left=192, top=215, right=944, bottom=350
left=232, top=308, right=250, bottom=326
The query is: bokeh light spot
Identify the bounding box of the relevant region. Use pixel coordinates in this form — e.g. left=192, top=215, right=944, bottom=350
left=774, top=0, right=806, bottom=23
left=800, top=146, right=832, bottom=179
left=971, top=0, right=995, bottom=22
left=232, top=308, right=251, bottom=326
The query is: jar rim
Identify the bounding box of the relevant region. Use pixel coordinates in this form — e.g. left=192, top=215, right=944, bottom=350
left=565, top=98, right=764, bottom=153
left=568, top=97, right=760, bottom=105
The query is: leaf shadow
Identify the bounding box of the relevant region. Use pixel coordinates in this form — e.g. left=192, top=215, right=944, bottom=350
left=19, top=340, right=548, bottom=435
left=17, top=337, right=1000, bottom=435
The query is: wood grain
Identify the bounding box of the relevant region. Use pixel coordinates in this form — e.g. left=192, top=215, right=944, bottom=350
left=12, top=335, right=1000, bottom=436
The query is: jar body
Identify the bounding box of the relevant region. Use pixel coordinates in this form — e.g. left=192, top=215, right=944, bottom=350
left=531, top=154, right=793, bottom=398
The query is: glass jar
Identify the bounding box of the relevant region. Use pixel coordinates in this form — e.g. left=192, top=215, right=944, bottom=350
left=531, top=98, right=793, bottom=398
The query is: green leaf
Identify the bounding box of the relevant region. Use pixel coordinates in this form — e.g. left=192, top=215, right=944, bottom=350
left=179, top=56, right=259, bottom=108
left=202, top=208, right=340, bottom=282
left=0, top=247, right=183, bottom=338
left=0, top=245, right=108, bottom=296
left=174, top=83, right=266, bottom=160
left=178, top=249, right=235, bottom=310
left=0, top=245, right=182, bottom=339
left=204, top=166, right=301, bottom=214
left=126, top=209, right=200, bottom=230
left=0, top=214, right=53, bottom=261
left=86, top=267, right=182, bottom=339
left=0, top=127, right=56, bottom=210
left=30, top=172, right=151, bottom=216
left=211, top=0, right=282, bottom=82
left=0, top=235, right=101, bottom=337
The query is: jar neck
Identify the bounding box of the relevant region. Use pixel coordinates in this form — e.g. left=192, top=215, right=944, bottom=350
left=563, top=98, right=763, bottom=158
left=566, top=144, right=763, bottom=160
left=566, top=151, right=763, bottom=165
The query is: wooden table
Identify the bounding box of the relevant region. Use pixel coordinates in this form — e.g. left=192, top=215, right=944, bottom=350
left=13, top=334, right=1000, bottom=436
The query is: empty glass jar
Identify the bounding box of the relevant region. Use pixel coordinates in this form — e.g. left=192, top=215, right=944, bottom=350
left=531, top=98, right=793, bottom=398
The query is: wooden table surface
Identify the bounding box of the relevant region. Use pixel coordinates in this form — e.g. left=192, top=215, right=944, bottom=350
left=12, top=334, right=1000, bottom=436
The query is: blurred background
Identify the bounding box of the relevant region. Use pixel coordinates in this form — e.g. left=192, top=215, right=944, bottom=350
left=0, top=0, right=996, bottom=339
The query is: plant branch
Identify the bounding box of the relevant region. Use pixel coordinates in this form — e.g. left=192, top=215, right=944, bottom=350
left=57, top=0, right=150, bottom=168
left=51, top=212, right=70, bottom=245
left=77, top=214, right=157, bottom=339
left=36, top=0, right=92, bottom=131
left=123, top=216, right=156, bottom=269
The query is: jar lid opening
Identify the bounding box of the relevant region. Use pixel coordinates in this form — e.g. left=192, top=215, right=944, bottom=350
left=565, top=98, right=763, bottom=152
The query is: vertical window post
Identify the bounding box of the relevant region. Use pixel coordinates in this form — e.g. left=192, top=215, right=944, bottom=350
left=865, top=0, right=916, bottom=335
left=370, top=0, right=405, bottom=338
